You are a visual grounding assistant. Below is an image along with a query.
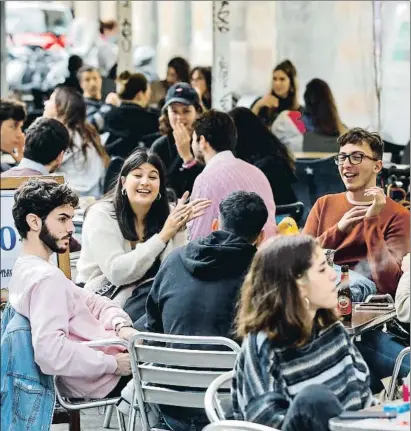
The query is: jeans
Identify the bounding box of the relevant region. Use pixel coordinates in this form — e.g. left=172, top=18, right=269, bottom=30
left=333, top=264, right=377, bottom=302
left=356, top=330, right=410, bottom=393
left=282, top=384, right=343, bottom=431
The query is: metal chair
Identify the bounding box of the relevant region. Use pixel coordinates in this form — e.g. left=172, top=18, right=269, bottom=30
left=387, top=346, right=410, bottom=401
left=203, top=420, right=280, bottom=431
left=127, top=332, right=241, bottom=431
left=204, top=370, right=234, bottom=423
left=275, top=201, right=304, bottom=226
left=54, top=338, right=130, bottom=431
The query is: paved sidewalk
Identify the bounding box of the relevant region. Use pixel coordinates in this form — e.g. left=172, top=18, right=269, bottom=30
left=51, top=408, right=122, bottom=431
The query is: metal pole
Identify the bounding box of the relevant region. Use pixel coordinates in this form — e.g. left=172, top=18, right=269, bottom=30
left=212, top=1, right=232, bottom=111
left=1, top=0, right=8, bottom=97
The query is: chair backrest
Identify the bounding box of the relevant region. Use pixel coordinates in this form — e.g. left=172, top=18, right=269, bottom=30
left=203, top=420, right=280, bottom=431
left=128, top=332, right=240, bottom=431
left=103, top=156, right=125, bottom=194
left=292, top=156, right=345, bottom=223
left=275, top=201, right=304, bottom=226
left=302, top=131, right=339, bottom=153
left=204, top=370, right=234, bottom=423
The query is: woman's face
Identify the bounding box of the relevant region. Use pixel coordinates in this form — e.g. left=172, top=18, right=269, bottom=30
left=167, top=103, right=197, bottom=131
left=121, top=162, right=161, bottom=206
left=272, top=70, right=291, bottom=98
left=166, top=67, right=179, bottom=85
left=302, top=246, right=338, bottom=310
left=43, top=92, right=57, bottom=118
left=140, top=84, right=152, bottom=108
left=191, top=70, right=207, bottom=96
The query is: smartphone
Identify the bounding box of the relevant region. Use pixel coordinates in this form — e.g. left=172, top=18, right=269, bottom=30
left=355, top=303, right=395, bottom=311
left=338, top=411, right=397, bottom=420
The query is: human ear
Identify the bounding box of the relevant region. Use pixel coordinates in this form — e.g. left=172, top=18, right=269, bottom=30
left=211, top=219, right=219, bottom=232
left=26, top=214, right=42, bottom=233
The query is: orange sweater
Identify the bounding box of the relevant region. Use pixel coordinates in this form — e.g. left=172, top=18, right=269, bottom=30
left=303, top=193, right=410, bottom=295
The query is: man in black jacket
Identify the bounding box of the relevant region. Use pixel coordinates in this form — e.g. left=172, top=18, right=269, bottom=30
left=138, top=190, right=268, bottom=339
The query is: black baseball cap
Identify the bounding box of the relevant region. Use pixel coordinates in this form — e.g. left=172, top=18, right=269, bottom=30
left=163, top=82, right=200, bottom=110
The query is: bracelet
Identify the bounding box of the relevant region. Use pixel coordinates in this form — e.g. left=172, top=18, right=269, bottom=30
left=182, top=159, right=197, bottom=169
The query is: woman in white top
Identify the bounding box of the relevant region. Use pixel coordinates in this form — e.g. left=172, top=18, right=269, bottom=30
left=76, top=149, right=210, bottom=313
left=44, top=86, right=109, bottom=197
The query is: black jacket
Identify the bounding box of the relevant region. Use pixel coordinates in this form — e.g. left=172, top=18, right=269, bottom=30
left=141, top=230, right=256, bottom=342
left=104, top=102, right=160, bottom=158
left=151, top=134, right=204, bottom=198
left=252, top=154, right=298, bottom=205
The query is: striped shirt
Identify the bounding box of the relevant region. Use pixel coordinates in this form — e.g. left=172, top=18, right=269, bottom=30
left=188, top=151, right=277, bottom=241
left=232, top=321, right=373, bottom=429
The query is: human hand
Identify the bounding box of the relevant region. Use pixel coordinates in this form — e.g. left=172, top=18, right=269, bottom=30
left=364, top=187, right=386, bottom=218
left=114, top=353, right=132, bottom=376
left=259, top=94, right=279, bottom=109
left=159, top=204, right=192, bottom=242
left=401, top=253, right=410, bottom=273
left=105, top=92, right=121, bottom=106
left=173, top=122, right=192, bottom=163
left=117, top=326, right=138, bottom=342
left=337, top=206, right=368, bottom=233
left=186, top=198, right=211, bottom=222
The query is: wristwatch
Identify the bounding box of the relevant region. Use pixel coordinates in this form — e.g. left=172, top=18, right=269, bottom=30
left=115, top=321, right=133, bottom=334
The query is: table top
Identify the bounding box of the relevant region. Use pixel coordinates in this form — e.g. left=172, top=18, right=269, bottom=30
left=343, top=307, right=396, bottom=336
left=295, top=151, right=336, bottom=159
left=329, top=401, right=410, bottom=430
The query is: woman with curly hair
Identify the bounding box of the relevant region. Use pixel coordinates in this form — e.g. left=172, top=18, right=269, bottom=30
left=232, top=235, right=373, bottom=431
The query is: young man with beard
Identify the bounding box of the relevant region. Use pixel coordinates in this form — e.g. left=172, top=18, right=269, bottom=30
left=7, top=179, right=137, bottom=399
left=78, top=66, right=118, bottom=133
left=138, top=191, right=268, bottom=431
left=188, top=109, right=276, bottom=240
left=303, top=128, right=410, bottom=295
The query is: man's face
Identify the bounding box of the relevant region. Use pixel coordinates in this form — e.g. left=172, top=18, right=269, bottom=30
left=80, top=70, right=102, bottom=99
left=0, top=119, right=24, bottom=154
left=337, top=142, right=382, bottom=192
left=191, top=131, right=205, bottom=164
left=39, top=204, right=75, bottom=254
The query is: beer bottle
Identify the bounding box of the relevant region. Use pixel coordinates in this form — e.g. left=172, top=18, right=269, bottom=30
left=338, top=265, right=352, bottom=322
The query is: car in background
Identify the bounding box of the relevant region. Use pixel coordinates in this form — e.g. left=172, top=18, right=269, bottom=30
left=6, top=1, right=73, bottom=49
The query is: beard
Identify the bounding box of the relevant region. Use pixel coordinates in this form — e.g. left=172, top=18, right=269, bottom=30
left=39, top=222, right=71, bottom=254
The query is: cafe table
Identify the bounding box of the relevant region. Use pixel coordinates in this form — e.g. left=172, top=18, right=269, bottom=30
left=343, top=306, right=396, bottom=338
left=294, top=151, right=336, bottom=159
left=329, top=400, right=410, bottom=431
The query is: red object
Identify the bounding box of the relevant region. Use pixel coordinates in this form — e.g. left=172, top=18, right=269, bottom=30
left=11, top=32, right=65, bottom=49
left=403, top=382, right=409, bottom=402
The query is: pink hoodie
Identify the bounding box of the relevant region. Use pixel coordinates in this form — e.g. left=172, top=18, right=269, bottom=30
left=8, top=254, right=132, bottom=398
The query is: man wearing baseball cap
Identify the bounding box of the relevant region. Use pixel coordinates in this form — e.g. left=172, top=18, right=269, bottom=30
left=151, top=82, right=204, bottom=199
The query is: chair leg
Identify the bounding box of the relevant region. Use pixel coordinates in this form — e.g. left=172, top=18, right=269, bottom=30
left=103, top=405, right=114, bottom=428
left=69, top=411, right=81, bottom=431
left=116, top=408, right=128, bottom=431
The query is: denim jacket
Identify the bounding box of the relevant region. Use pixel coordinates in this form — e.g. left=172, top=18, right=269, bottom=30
left=1, top=305, right=55, bottom=430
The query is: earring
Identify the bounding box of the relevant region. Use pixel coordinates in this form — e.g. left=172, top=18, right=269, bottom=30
left=304, top=297, right=310, bottom=310
left=156, top=193, right=162, bottom=201
left=122, top=189, right=127, bottom=196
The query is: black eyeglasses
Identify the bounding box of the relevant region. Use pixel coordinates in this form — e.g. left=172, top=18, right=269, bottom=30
left=334, top=152, right=379, bottom=166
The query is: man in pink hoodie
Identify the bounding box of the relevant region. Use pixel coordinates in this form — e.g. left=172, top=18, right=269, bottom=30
left=8, top=178, right=136, bottom=398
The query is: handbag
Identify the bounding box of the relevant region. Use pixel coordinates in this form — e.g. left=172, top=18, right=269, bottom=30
left=386, top=318, right=410, bottom=347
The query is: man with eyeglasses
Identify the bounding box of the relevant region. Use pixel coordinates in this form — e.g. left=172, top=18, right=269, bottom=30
left=303, top=128, right=410, bottom=296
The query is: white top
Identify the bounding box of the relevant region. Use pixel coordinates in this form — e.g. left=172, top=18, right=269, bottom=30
left=76, top=201, right=187, bottom=304
left=395, top=271, right=410, bottom=323
left=56, top=131, right=105, bottom=198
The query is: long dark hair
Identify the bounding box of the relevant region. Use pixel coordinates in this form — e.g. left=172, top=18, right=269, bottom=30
left=190, top=66, right=212, bottom=109
left=229, top=107, right=295, bottom=172
left=105, top=149, right=170, bottom=242
left=167, top=57, right=191, bottom=83
left=54, top=86, right=108, bottom=164
left=236, top=235, right=338, bottom=347
left=304, top=78, right=346, bottom=136
left=272, top=59, right=300, bottom=111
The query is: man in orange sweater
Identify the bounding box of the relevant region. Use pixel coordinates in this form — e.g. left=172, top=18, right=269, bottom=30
left=303, top=128, right=410, bottom=295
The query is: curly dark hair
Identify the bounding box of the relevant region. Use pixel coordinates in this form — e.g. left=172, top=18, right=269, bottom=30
left=235, top=234, right=338, bottom=347
left=12, top=179, right=79, bottom=239
left=337, top=127, right=384, bottom=160
left=0, top=98, right=27, bottom=125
